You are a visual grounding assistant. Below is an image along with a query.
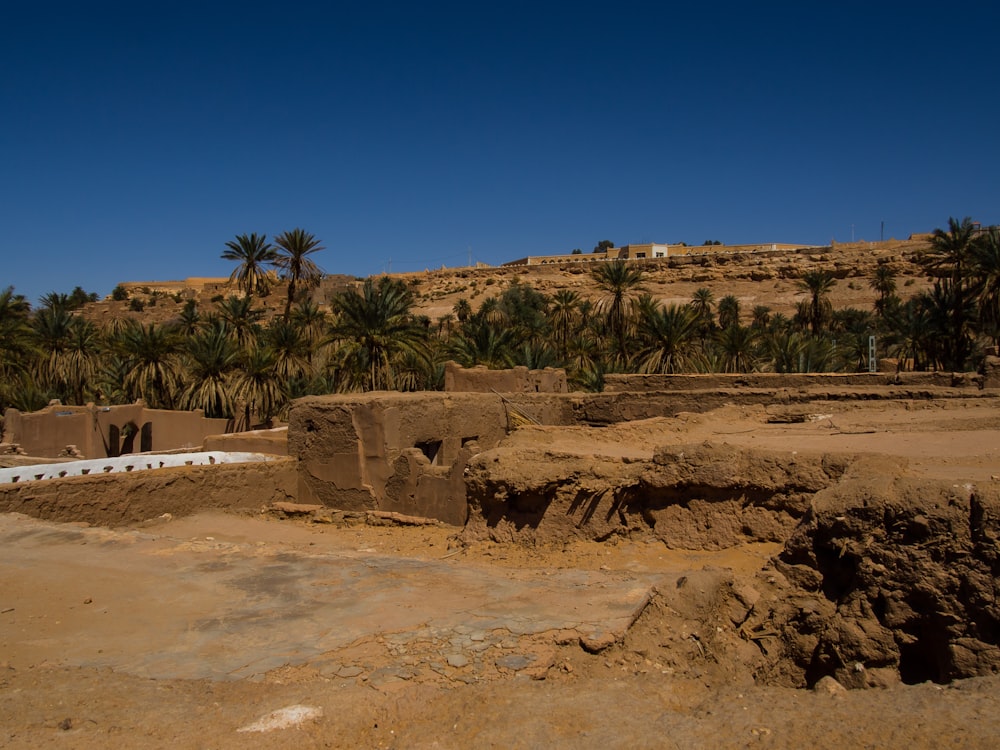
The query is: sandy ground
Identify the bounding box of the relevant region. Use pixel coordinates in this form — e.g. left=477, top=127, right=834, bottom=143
left=3, top=397, right=1000, bottom=748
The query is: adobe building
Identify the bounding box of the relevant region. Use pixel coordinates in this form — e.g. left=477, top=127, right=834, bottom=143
left=2, top=401, right=231, bottom=459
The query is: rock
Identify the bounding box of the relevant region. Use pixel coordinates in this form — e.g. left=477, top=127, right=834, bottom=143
left=495, top=654, right=533, bottom=671
left=580, top=631, right=618, bottom=653
left=446, top=654, right=469, bottom=668
left=271, top=502, right=323, bottom=515
left=813, top=676, right=847, bottom=696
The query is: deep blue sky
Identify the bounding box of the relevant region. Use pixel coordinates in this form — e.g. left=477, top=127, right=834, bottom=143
left=3, top=1, right=998, bottom=306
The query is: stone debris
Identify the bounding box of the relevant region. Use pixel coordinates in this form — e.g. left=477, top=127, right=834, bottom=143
left=236, top=704, right=323, bottom=733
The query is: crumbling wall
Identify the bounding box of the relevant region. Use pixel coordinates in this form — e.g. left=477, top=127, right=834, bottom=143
left=289, top=392, right=514, bottom=525
left=0, top=458, right=297, bottom=527
left=204, top=426, right=288, bottom=455
left=444, top=361, right=568, bottom=393
left=983, top=355, right=1000, bottom=389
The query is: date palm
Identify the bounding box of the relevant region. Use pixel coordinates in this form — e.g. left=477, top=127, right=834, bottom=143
left=217, top=295, right=264, bottom=351
left=924, top=216, right=976, bottom=282
left=264, top=318, right=311, bottom=384
left=273, top=228, right=324, bottom=322
left=178, top=321, right=237, bottom=418
left=117, top=321, right=182, bottom=409
left=970, top=227, right=1000, bottom=347
left=717, top=295, right=741, bottom=330
left=232, top=345, right=285, bottom=429
left=715, top=324, right=756, bottom=373
left=870, top=265, right=897, bottom=313
left=222, top=232, right=277, bottom=299
left=328, top=277, right=429, bottom=391
left=448, top=317, right=516, bottom=369
left=690, top=287, right=716, bottom=335
left=548, top=289, right=581, bottom=360
left=62, top=318, right=102, bottom=404
left=593, top=260, right=645, bottom=363
left=31, top=304, right=75, bottom=398
left=635, top=301, right=703, bottom=374
left=290, top=299, right=330, bottom=364
left=453, top=298, right=473, bottom=324
left=0, top=287, right=35, bottom=399
left=798, top=270, right=836, bottom=335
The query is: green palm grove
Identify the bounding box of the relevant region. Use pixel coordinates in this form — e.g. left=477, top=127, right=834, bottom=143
left=2, top=218, right=998, bottom=425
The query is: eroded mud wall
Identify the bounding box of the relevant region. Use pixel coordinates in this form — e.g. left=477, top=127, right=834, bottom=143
left=289, top=393, right=515, bottom=525
left=0, top=458, right=297, bottom=526
left=443, top=362, right=568, bottom=393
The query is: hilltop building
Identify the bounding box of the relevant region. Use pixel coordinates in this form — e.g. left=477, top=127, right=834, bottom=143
left=503, top=241, right=818, bottom=267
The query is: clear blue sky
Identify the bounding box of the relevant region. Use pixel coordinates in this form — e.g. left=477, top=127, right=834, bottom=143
left=3, top=1, right=998, bottom=306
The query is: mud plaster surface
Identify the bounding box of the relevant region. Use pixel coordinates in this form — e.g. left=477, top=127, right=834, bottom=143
left=3, top=397, right=1000, bottom=748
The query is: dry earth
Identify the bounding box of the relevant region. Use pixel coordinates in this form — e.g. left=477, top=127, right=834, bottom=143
left=4, top=395, right=1000, bottom=748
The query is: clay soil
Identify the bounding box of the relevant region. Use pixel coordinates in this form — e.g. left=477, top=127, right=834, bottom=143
left=4, top=395, right=1000, bottom=748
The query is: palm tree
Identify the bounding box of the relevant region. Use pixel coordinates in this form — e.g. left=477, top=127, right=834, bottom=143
left=222, top=232, right=277, bottom=299
left=634, top=301, right=703, bottom=374
left=548, top=289, right=581, bottom=360
left=217, top=295, right=264, bottom=351
left=448, top=317, right=516, bottom=369
left=62, top=318, right=102, bottom=404
left=715, top=324, right=756, bottom=373
left=593, top=260, right=645, bottom=363
left=178, top=322, right=237, bottom=418
left=970, top=227, right=1000, bottom=348
left=750, top=305, right=772, bottom=331
left=273, top=228, right=325, bottom=322
left=175, top=299, right=201, bottom=336
left=264, top=318, right=312, bottom=384
left=31, top=304, right=76, bottom=399
left=690, top=287, right=716, bottom=333
left=885, top=297, right=932, bottom=371
left=232, top=345, right=286, bottom=428
left=117, top=322, right=182, bottom=409
left=453, top=298, right=473, bottom=324
left=0, top=287, right=35, bottom=409
left=923, top=216, right=976, bottom=282
left=328, top=277, right=429, bottom=391
left=922, top=279, right=977, bottom=371
left=798, top=270, right=836, bottom=335
left=290, top=299, right=329, bottom=364
left=870, top=264, right=897, bottom=316
left=717, top=295, right=741, bottom=330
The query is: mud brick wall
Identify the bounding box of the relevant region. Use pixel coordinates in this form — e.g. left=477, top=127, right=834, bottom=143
left=289, top=393, right=514, bottom=525
left=443, top=361, right=567, bottom=394
left=0, top=458, right=297, bottom=526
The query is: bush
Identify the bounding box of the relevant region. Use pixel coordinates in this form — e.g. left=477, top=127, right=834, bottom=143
left=111, top=285, right=129, bottom=301
left=129, top=297, right=145, bottom=312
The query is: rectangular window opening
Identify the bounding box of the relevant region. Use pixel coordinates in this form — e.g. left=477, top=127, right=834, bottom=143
left=415, top=439, right=443, bottom=465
